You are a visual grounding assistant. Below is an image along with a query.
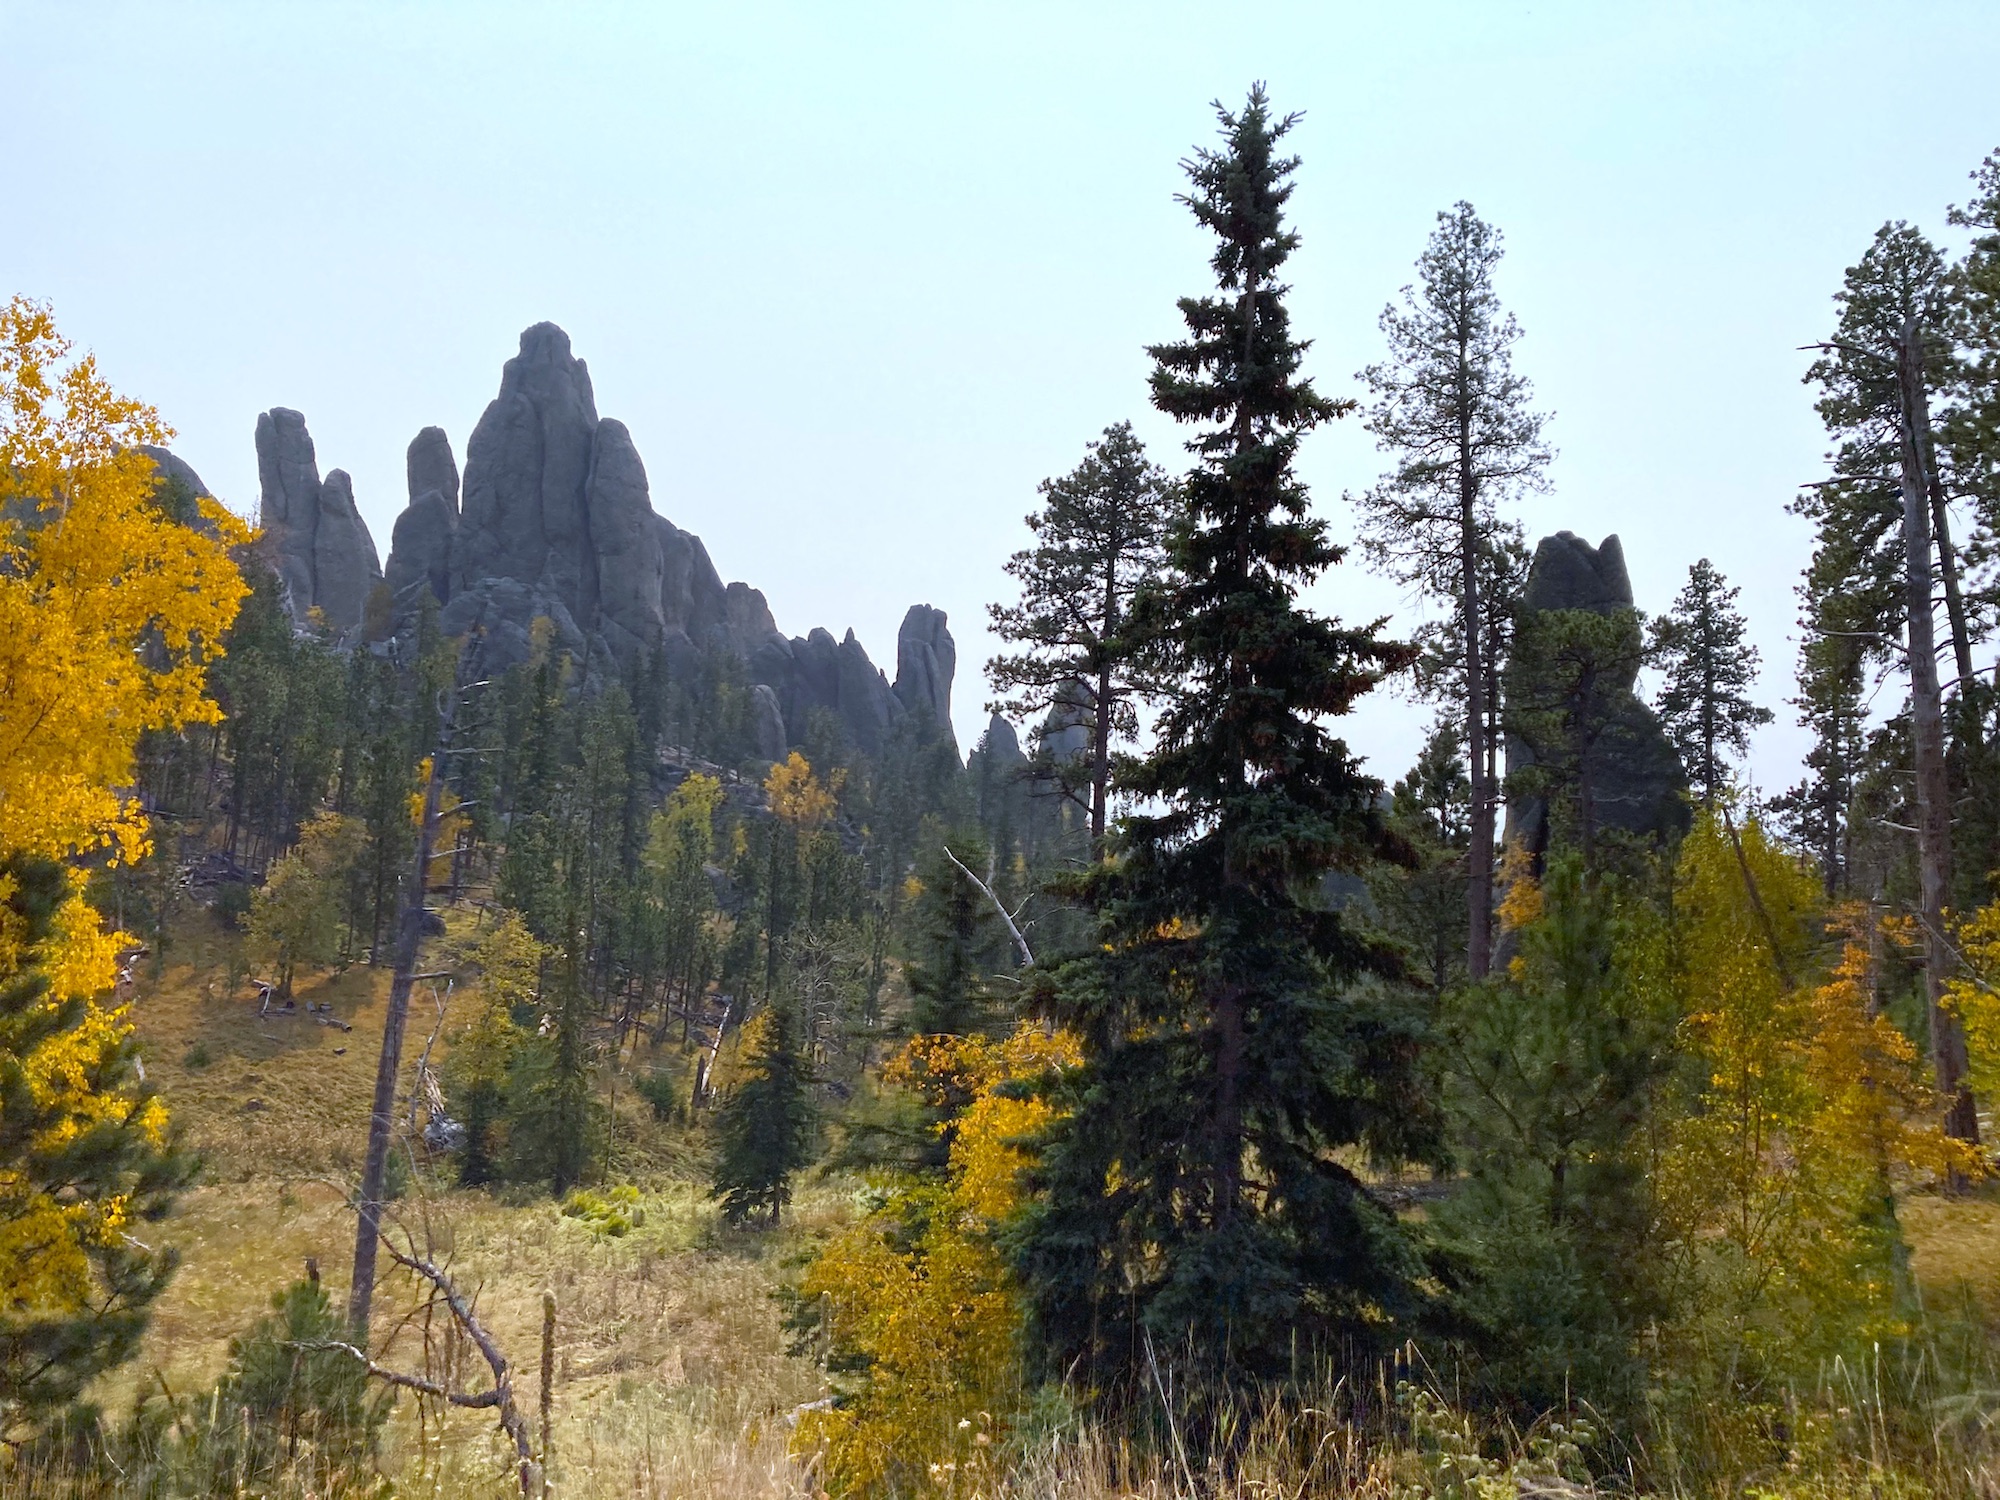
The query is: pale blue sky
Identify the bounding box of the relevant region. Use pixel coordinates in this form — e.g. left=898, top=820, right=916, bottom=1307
left=8, top=2, right=1998, bottom=790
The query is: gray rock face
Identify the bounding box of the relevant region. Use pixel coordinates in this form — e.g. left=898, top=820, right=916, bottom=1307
left=313, top=470, right=383, bottom=633
left=750, top=684, right=789, bottom=764
left=1035, top=679, right=1094, bottom=765
left=248, top=322, right=952, bottom=764
left=138, top=445, right=212, bottom=500
left=1504, top=531, right=1687, bottom=858
left=406, top=425, right=460, bottom=511
left=893, top=604, right=956, bottom=748
left=455, top=323, right=601, bottom=623
left=386, top=428, right=460, bottom=607
left=255, top=408, right=382, bottom=634
left=586, top=418, right=667, bottom=662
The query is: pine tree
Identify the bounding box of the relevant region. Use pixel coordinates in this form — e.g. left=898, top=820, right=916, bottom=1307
left=1356, top=202, right=1550, bottom=980
left=987, top=422, right=1176, bottom=852
left=1018, top=89, right=1441, bottom=1387
left=1, top=858, right=196, bottom=1438
left=1772, top=626, right=1867, bottom=896
left=1432, top=853, right=1671, bottom=1412
left=905, top=832, right=1005, bottom=1038
left=1802, top=222, right=1979, bottom=1142
left=1370, top=721, right=1472, bottom=994
left=711, top=1000, right=816, bottom=1225
left=1646, top=559, right=1772, bottom=804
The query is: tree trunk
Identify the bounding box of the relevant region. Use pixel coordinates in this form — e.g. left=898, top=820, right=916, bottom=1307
left=1461, top=457, right=1492, bottom=980
left=348, top=749, right=448, bottom=1334
left=1896, top=317, right=1978, bottom=1146
left=1927, top=470, right=1976, bottom=690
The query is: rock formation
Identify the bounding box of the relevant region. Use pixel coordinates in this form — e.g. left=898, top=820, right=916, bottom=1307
left=254, top=407, right=383, bottom=634
left=894, top=604, right=958, bottom=751
left=1503, top=531, right=1687, bottom=860
left=368, top=322, right=957, bottom=760
left=385, top=426, right=459, bottom=607
left=138, top=444, right=213, bottom=500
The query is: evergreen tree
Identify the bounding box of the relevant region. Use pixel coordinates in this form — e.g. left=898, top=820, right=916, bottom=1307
left=711, top=1000, right=816, bottom=1225
left=1646, top=558, right=1772, bottom=804
left=0, top=858, right=195, bottom=1438
left=987, top=422, right=1176, bottom=851
left=1432, top=853, right=1671, bottom=1413
left=905, top=832, right=1006, bottom=1038
left=1018, top=89, right=1442, bottom=1388
left=1802, top=222, right=1979, bottom=1142
left=1772, top=626, right=1867, bottom=896
left=1369, top=721, right=1472, bottom=994
left=1356, top=201, right=1550, bottom=980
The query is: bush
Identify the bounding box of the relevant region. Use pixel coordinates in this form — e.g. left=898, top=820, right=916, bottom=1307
left=562, top=1183, right=644, bottom=1237
left=634, top=1064, right=683, bottom=1121
left=211, top=879, right=252, bottom=929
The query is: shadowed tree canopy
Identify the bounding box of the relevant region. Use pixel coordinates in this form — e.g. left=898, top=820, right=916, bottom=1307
left=1017, top=86, right=1442, bottom=1392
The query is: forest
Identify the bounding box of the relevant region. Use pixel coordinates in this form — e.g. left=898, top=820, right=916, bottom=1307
left=8, top=84, right=2000, bottom=1499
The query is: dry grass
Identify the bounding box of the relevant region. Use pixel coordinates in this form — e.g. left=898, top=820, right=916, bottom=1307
left=65, top=915, right=848, bottom=1497
left=23, top=915, right=2000, bottom=1498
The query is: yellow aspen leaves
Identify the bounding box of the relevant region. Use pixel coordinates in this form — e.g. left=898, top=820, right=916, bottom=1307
left=795, top=1023, right=1080, bottom=1496
left=0, top=297, right=250, bottom=882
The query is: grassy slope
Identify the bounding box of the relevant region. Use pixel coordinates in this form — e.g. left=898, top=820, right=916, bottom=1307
left=101, top=911, right=2000, bottom=1498
left=111, top=913, right=845, bottom=1496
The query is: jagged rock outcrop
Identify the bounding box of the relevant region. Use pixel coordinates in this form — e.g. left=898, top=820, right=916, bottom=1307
left=304, top=321, right=958, bottom=761
left=751, top=626, right=903, bottom=753
left=1503, top=531, right=1687, bottom=860
left=893, top=604, right=957, bottom=750
left=385, top=426, right=459, bottom=607
left=255, top=408, right=383, bottom=634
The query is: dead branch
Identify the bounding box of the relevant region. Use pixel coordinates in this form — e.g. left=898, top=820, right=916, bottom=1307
left=943, top=845, right=1035, bottom=969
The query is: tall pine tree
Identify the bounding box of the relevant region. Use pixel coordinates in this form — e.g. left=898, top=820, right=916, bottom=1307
left=1019, top=89, right=1441, bottom=1389
left=1646, top=558, right=1772, bottom=804
left=986, top=422, right=1176, bottom=852
left=1356, top=201, right=1549, bottom=980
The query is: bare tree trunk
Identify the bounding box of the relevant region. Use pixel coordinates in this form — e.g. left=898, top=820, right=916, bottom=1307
left=1461, top=457, right=1492, bottom=980
left=348, top=751, right=448, bottom=1333
left=1928, top=470, right=1976, bottom=690
left=1896, top=317, right=1978, bottom=1146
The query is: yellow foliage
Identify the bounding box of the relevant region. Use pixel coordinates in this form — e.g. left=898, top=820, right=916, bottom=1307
left=1947, top=899, right=2000, bottom=1105
left=1, top=302, right=241, bottom=1332
left=764, top=751, right=840, bottom=831
left=796, top=1024, right=1080, bottom=1497
left=0, top=296, right=250, bottom=881
left=1657, top=815, right=1969, bottom=1376
left=1495, top=840, right=1542, bottom=935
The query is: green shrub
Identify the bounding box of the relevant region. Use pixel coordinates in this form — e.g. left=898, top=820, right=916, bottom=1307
left=562, top=1183, right=644, bottom=1237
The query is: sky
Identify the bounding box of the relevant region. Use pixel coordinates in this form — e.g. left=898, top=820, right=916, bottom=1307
left=7, top=1, right=1998, bottom=791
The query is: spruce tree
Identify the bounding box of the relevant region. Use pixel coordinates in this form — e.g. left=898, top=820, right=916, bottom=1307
left=905, top=832, right=1005, bottom=1037
left=1646, top=558, right=1772, bottom=804
left=711, top=999, right=816, bottom=1226
left=1, top=858, right=195, bottom=1437
left=987, top=422, right=1176, bottom=852
left=1018, top=88, right=1441, bottom=1387
left=1356, top=201, right=1549, bottom=980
